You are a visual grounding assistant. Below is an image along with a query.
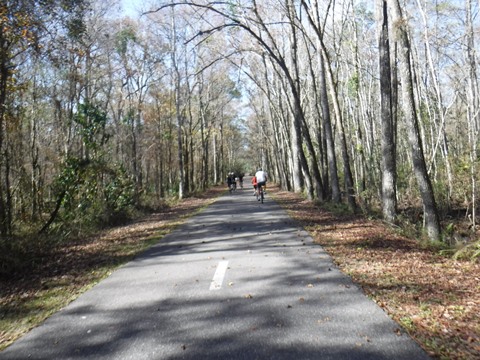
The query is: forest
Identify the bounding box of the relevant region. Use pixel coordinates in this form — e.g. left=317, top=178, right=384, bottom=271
left=0, top=0, right=479, bottom=275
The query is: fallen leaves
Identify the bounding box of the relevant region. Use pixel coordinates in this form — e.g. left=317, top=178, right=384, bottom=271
left=271, top=185, right=480, bottom=360
left=0, top=186, right=226, bottom=351
left=317, top=317, right=331, bottom=324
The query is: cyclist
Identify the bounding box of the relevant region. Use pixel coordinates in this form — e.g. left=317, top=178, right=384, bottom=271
left=226, top=172, right=235, bottom=192
left=231, top=172, right=237, bottom=191
left=251, top=175, right=258, bottom=196
left=255, top=168, right=267, bottom=201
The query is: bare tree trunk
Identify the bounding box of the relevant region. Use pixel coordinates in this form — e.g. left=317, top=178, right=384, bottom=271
left=322, top=50, right=357, bottom=211
left=302, top=27, right=326, bottom=200
left=171, top=8, right=184, bottom=199
left=390, top=0, right=441, bottom=241
left=318, top=51, right=341, bottom=203
left=301, top=0, right=341, bottom=203
left=0, top=33, right=10, bottom=235
left=305, top=0, right=357, bottom=210
left=284, top=2, right=307, bottom=194
left=213, top=130, right=218, bottom=184
left=415, top=0, right=453, bottom=205
left=465, top=0, right=479, bottom=229
left=200, top=106, right=209, bottom=190
left=301, top=116, right=324, bottom=200
left=268, top=77, right=292, bottom=191
left=30, top=73, right=41, bottom=221
left=377, top=0, right=397, bottom=223
left=219, top=117, right=224, bottom=184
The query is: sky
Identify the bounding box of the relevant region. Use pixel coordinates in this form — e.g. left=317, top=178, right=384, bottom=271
left=121, top=0, right=147, bottom=18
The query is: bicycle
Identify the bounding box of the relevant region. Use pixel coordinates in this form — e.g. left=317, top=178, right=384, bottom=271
left=257, top=183, right=264, bottom=203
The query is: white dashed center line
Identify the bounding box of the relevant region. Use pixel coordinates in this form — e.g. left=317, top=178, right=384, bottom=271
left=209, top=261, right=229, bottom=290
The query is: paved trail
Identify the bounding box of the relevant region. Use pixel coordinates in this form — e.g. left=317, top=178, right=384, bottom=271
left=0, top=185, right=430, bottom=359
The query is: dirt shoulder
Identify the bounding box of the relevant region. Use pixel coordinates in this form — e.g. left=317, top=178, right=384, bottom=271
left=0, top=186, right=226, bottom=351
left=270, top=186, right=480, bottom=359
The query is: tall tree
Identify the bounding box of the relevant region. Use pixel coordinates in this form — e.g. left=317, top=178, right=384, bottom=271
left=377, top=0, right=397, bottom=223
left=389, top=0, right=441, bottom=241
left=300, top=0, right=342, bottom=203
left=0, top=0, right=85, bottom=235
left=170, top=6, right=185, bottom=199
left=465, top=0, right=479, bottom=228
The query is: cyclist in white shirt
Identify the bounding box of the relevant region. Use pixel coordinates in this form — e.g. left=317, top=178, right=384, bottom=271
left=255, top=168, right=267, bottom=197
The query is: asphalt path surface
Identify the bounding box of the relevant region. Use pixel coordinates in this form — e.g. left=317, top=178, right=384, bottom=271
left=1, top=184, right=430, bottom=360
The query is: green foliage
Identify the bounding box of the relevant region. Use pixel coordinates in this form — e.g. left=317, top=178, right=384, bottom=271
left=346, top=73, right=359, bottom=96
left=229, top=161, right=247, bottom=178
left=400, top=316, right=416, bottom=332
left=396, top=162, right=413, bottom=190
left=354, top=2, right=374, bottom=25
left=452, top=240, right=480, bottom=261
left=122, top=108, right=136, bottom=125
left=227, top=0, right=238, bottom=15
left=60, top=1, right=89, bottom=41
left=115, top=26, right=137, bottom=56
left=228, top=87, right=242, bottom=99
left=395, top=212, right=424, bottom=240
left=431, top=178, right=450, bottom=214
left=435, top=1, right=455, bottom=13
left=316, top=200, right=353, bottom=215
left=422, top=239, right=449, bottom=253
left=57, top=157, right=87, bottom=209
left=73, top=103, right=110, bottom=152
left=444, top=222, right=455, bottom=236
left=356, top=188, right=379, bottom=214
left=162, top=131, right=173, bottom=140
left=0, top=159, right=136, bottom=276
left=452, top=156, right=471, bottom=174
left=54, top=159, right=136, bottom=232
left=66, top=16, right=86, bottom=41
left=101, top=166, right=136, bottom=225
left=46, top=100, right=133, bottom=234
